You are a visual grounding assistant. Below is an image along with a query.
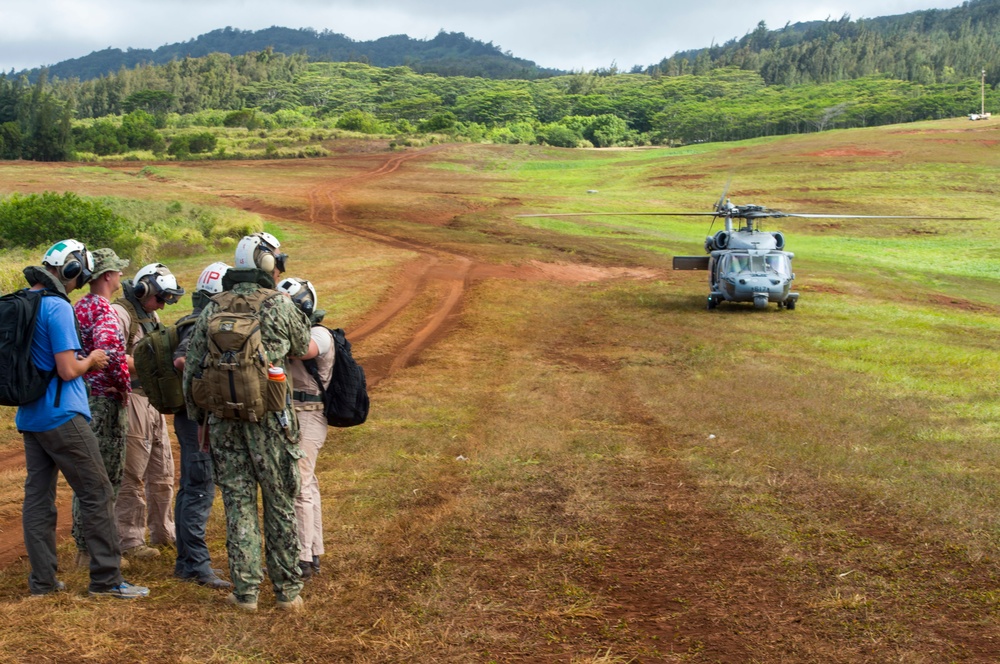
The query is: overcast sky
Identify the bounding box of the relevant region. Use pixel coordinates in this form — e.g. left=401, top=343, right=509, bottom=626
left=0, top=0, right=966, bottom=74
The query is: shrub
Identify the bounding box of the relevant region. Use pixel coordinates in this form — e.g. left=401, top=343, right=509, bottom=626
left=73, top=119, right=125, bottom=156
left=418, top=111, right=457, bottom=132
left=223, top=109, right=262, bottom=129
left=0, top=192, right=136, bottom=256
left=120, top=111, right=165, bottom=153
left=538, top=124, right=582, bottom=148
left=335, top=109, right=382, bottom=133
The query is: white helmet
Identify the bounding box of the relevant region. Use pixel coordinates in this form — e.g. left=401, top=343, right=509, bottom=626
left=276, top=277, right=317, bottom=315
left=234, top=232, right=287, bottom=273
left=133, top=263, right=185, bottom=304
left=42, top=238, right=95, bottom=286
left=196, top=261, right=229, bottom=294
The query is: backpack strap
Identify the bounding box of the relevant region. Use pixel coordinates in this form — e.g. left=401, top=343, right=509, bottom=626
left=113, top=296, right=158, bottom=355
left=301, top=358, right=327, bottom=404
left=39, top=289, right=73, bottom=408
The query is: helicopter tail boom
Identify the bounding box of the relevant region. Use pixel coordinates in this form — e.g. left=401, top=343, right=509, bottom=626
left=673, top=256, right=711, bottom=271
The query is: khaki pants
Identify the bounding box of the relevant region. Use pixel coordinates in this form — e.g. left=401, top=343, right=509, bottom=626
left=294, top=409, right=327, bottom=563
left=116, top=392, right=175, bottom=549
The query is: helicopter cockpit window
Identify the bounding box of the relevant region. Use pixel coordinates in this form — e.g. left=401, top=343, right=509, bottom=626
left=764, top=254, right=790, bottom=277
left=728, top=254, right=750, bottom=272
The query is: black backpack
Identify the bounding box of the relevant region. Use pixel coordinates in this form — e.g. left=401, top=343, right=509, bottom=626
left=0, top=289, right=67, bottom=407
left=304, top=327, right=369, bottom=427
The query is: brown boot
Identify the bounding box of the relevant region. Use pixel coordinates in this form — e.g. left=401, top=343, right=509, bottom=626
left=122, top=545, right=160, bottom=560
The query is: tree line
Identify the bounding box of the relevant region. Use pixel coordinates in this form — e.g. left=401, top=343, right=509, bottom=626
left=1, top=55, right=997, bottom=161
left=651, top=0, right=1000, bottom=87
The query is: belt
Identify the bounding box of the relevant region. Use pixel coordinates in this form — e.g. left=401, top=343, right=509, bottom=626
left=292, top=391, right=323, bottom=403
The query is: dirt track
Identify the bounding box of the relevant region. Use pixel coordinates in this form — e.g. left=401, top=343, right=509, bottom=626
left=0, top=147, right=654, bottom=566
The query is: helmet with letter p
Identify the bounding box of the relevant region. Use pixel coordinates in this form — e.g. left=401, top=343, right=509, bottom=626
left=196, top=262, right=229, bottom=295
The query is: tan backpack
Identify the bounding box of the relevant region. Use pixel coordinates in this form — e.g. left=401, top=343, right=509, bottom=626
left=189, top=289, right=287, bottom=422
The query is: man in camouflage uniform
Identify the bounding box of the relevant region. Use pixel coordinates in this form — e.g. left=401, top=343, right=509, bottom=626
left=71, top=248, right=131, bottom=569
left=182, top=233, right=311, bottom=612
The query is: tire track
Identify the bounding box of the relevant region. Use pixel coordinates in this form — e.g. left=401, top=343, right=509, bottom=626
left=301, top=146, right=475, bottom=386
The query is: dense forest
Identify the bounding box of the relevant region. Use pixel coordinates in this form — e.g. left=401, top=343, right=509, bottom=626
left=22, top=28, right=562, bottom=83
left=0, top=56, right=995, bottom=162
left=652, top=0, right=1000, bottom=86
left=1, top=1, right=999, bottom=161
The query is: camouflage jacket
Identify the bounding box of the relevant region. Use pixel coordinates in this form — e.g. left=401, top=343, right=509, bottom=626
left=182, top=269, right=311, bottom=424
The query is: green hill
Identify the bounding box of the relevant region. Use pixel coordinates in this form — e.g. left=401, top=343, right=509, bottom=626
left=26, top=27, right=564, bottom=82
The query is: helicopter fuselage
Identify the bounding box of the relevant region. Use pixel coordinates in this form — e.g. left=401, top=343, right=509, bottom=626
left=674, top=223, right=799, bottom=310
left=708, top=228, right=797, bottom=309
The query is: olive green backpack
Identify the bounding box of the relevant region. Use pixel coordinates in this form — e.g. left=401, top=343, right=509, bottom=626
left=189, top=289, right=287, bottom=422
left=131, top=313, right=198, bottom=415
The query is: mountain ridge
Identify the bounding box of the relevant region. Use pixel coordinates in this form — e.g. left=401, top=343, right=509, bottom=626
left=22, top=26, right=565, bottom=82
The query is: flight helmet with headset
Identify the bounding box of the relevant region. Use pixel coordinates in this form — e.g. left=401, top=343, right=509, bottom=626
left=276, top=277, right=317, bottom=316
left=234, top=232, right=287, bottom=274
left=42, top=239, right=95, bottom=288
left=132, top=263, right=185, bottom=304
left=196, top=261, right=230, bottom=294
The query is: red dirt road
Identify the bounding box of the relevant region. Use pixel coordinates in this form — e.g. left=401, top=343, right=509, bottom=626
left=0, top=147, right=657, bottom=566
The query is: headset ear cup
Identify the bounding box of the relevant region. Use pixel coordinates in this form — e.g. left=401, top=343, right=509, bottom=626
left=258, top=252, right=275, bottom=273
left=134, top=279, right=147, bottom=299
left=61, top=260, right=82, bottom=282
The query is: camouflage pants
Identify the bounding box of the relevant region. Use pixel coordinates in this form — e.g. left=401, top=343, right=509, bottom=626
left=72, top=396, right=127, bottom=552
left=210, top=414, right=303, bottom=603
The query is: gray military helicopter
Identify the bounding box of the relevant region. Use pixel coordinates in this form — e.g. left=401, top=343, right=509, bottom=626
left=520, top=183, right=978, bottom=310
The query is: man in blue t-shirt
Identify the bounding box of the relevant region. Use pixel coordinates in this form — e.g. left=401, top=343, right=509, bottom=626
left=18, top=240, right=149, bottom=600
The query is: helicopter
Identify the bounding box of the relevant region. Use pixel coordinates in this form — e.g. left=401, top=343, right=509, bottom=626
left=519, top=184, right=979, bottom=310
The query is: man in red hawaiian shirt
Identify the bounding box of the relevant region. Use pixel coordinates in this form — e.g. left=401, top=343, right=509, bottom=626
left=72, top=248, right=132, bottom=568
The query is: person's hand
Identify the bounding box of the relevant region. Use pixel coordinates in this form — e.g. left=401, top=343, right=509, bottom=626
left=89, top=349, right=109, bottom=370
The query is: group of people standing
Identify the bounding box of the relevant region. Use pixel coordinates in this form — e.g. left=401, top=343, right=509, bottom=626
left=17, top=232, right=336, bottom=611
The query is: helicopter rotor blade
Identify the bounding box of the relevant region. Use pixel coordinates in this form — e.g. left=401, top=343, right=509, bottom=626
left=516, top=212, right=719, bottom=218
left=771, top=212, right=984, bottom=220
left=714, top=176, right=732, bottom=212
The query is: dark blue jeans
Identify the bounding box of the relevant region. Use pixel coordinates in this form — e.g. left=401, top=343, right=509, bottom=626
left=173, top=411, right=216, bottom=578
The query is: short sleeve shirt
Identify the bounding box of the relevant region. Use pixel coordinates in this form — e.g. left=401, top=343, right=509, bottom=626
left=288, top=326, right=335, bottom=400
left=75, top=293, right=130, bottom=403
left=16, top=292, right=91, bottom=432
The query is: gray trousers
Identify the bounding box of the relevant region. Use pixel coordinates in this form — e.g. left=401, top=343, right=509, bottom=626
left=23, top=415, right=124, bottom=593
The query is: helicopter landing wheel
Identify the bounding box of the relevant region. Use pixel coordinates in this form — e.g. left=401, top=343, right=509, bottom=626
left=707, top=296, right=718, bottom=310
left=785, top=299, right=796, bottom=310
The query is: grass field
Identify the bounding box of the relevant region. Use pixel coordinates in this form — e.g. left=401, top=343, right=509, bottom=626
left=0, top=117, right=998, bottom=662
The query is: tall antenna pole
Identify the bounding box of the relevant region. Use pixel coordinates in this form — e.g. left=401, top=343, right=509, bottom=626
left=983, top=68, right=987, bottom=116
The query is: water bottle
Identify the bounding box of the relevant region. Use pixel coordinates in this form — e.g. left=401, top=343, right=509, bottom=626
left=268, top=365, right=286, bottom=382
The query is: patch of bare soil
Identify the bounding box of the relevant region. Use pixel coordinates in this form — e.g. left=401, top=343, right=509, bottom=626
left=798, top=284, right=848, bottom=295
left=802, top=148, right=902, bottom=158
left=926, top=293, right=998, bottom=313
